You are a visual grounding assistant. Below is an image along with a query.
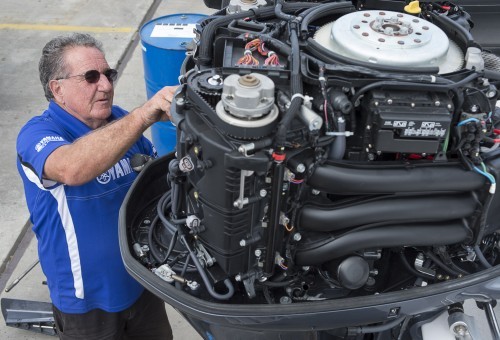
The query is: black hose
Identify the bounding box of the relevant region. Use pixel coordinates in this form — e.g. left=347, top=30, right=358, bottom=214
left=424, top=251, right=461, bottom=277
left=308, top=163, right=485, bottom=194
left=180, top=233, right=235, bottom=300
left=157, top=191, right=177, bottom=234
left=323, top=63, right=452, bottom=84
left=351, top=72, right=482, bottom=107
left=448, top=260, right=470, bottom=276
left=428, top=11, right=474, bottom=51
left=348, top=316, right=406, bottom=335
left=148, top=216, right=167, bottom=263
left=260, top=35, right=291, bottom=56
left=474, top=245, right=493, bottom=269
left=328, top=117, right=346, bottom=160
left=485, top=70, right=500, bottom=81
left=275, top=22, right=303, bottom=147
left=163, top=230, right=178, bottom=265
left=180, top=252, right=191, bottom=277
left=274, top=0, right=295, bottom=21
left=298, top=193, right=477, bottom=232
left=295, top=221, right=469, bottom=265
left=298, top=2, right=355, bottom=39
left=474, top=193, right=495, bottom=246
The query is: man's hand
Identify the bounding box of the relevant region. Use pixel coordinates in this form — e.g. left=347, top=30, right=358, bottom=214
left=138, top=86, right=178, bottom=127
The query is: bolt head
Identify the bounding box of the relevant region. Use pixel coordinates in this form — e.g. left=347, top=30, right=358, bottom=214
left=280, top=296, right=292, bottom=304
left=296, top=163, right=306, bottom=173
left=293, top=233, right=302, bottom=241
left=254, top=249, right=262, bottom=257
left=453, top=324, right=468, bottom=337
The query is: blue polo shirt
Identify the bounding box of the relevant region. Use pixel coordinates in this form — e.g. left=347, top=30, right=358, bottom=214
left=16, top=101, right=156, bottom=313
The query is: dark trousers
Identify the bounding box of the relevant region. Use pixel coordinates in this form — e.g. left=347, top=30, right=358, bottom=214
left=52, top=290, right=173, bottom=340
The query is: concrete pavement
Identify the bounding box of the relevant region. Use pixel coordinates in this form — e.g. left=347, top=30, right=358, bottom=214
left=0, top=0, right=211, bottom=338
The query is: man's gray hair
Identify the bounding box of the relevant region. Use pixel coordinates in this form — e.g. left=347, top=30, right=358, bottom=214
left=39, top=33, right=104, bottom=101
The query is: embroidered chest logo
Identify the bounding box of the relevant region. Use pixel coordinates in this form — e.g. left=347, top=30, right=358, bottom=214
left=96, top=158, right=133, bottom=185
left=96, top=172, right=111, bottom=184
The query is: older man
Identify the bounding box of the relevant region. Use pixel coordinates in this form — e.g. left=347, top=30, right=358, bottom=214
left=16, top=33, right=175, bottom=339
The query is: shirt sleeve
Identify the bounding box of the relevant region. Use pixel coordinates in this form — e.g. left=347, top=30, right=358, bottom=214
left=17, top=118, right=70, bottom=188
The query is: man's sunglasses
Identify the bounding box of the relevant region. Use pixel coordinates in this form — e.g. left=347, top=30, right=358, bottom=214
left=57, top=69, right=118, bottom=84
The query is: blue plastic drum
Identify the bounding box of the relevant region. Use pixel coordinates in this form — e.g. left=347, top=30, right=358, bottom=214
left=140, top=13, right=207, bottom=155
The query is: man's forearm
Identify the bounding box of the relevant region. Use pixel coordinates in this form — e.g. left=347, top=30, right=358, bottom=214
left=45, top=108, right=150, bottom=185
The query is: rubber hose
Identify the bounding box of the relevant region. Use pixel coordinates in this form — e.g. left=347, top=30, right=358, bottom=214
left=299, top=2, right=355, bottom=38
left=181, top=234, right=235, bottom=300
left=148, top=216, right=167, bottom=263
left=428, top=11, right=474, bottom=49
left=298, top=194, right=476, bottom=232
left=328, top=118, right=346, bottom=160
left=276, top=26, right=302, bottom=146
left=474, top=245, right=493, bottom=269
left=350, top=72, right=481, bottom=106
left=485, top=69, right=500, bottom=81
left=295, top=221, right=469, bottom=265
left=349, top=316, right=406, bottom=335
left=424, top=251, right=461, bottom=277
left=308, top=163, right=485, bottom=194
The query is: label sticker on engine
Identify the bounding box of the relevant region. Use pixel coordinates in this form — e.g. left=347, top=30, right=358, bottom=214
left=421, top=122, right=436, bottom=128
left=151, top=24, right=197, bottom=38
left=403, top=128, right=446, bottom=137
left=393, top=121, right=407, bottom=128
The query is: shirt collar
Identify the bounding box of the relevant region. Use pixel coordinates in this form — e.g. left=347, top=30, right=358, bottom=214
left=47, top=101, right=118, bottom=138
